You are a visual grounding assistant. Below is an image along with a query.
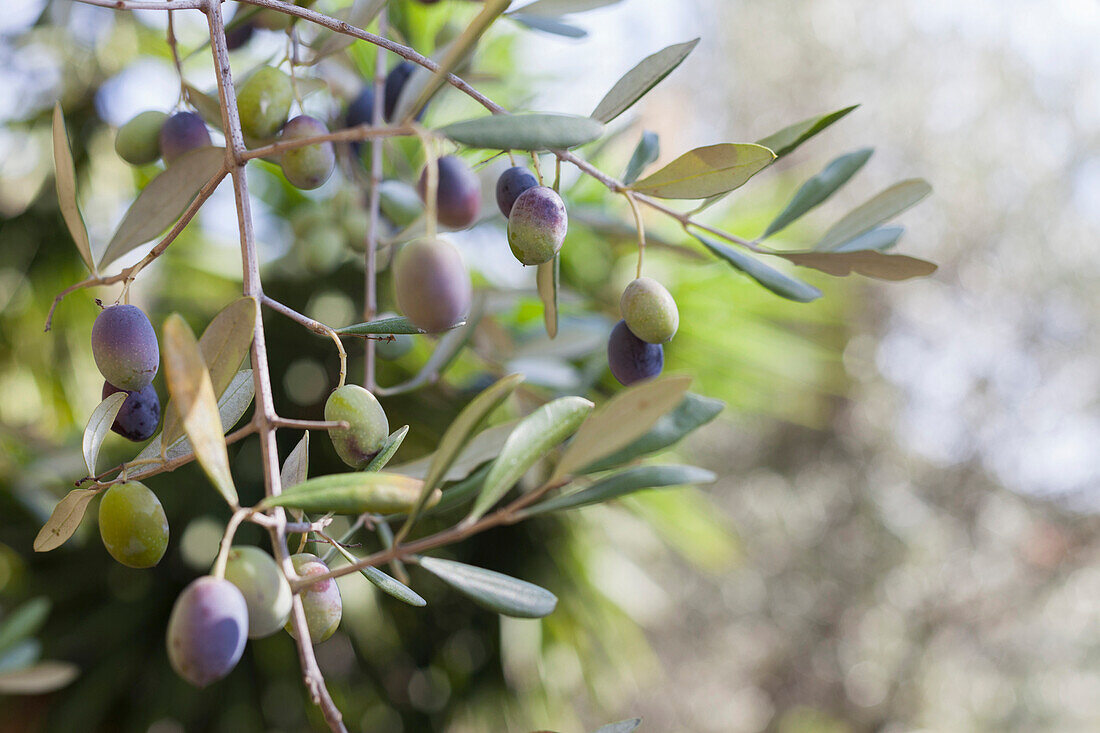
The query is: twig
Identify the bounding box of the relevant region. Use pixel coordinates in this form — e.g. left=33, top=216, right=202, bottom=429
left=241, top=123, right=412, bottom=161
left=363, top=9, right=388, bottom=390
left=260, top=295, right=348, bottom=388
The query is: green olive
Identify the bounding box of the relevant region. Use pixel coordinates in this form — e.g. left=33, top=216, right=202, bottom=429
left=324, top=384, right=389, bottom=468
left=620, top=277, right=679, bottom=343
left=98, top=480, right=169, bottom=568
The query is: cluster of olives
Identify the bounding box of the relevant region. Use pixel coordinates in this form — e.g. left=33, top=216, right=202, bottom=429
left=166, top=550, right=342, bottom=687
left=607, top=277, right=679, bottom=385
left=92, top=304, right=162, bottom=442
left=496, top=166, right=568, bottom=266
left=115, top=110, right=211, bottom=167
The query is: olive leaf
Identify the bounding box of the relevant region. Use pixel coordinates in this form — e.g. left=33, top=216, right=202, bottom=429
left=592, top=38, right=699, bottom=123
left=82, top=392, right=127, bottom=476
left=553, top=374, right=692, bottom=478
left=467, top=396, right=594, bottom=522
left=514, top=0, right=625, bottom=15
left=692, top=232, right=822, bottom=302
left=519, top=464, right=716, bottom=518
left=33, top=489, right=99, bottom=553
left=536, top=256, right=560, bottom=338
left=399, top=375, right=523, bottom=537
left=593, top=719, right=642, bottom=733
left=585, top=392, right=724, bottom=472
left=623, top=130, right=659, bottom=185
left=439, top=113, right=605, bottom=151
left=281, top=432, right=310, bottom=490
left=162, top=296, right=256, bottom=447
left=162, top=314, right=239, bottom=508
left=99, top=146, right=226, bottom=269
left=0, top=661, right=79, bottom=695
left=0, top=599, right=50, bottom=656
left=259, top=472, right=435, bottom=514
left=762, top=148, right=873, bottom=238
left=336, top=315, right=464, bottom=336
left=0, top=640, right=40, bottom=674
left=417, top=556, right=558, bottom=618
left=830, top=225, right=904, bottom=253
left=365, top=425, right=410, bottom=472
left=324, top=539, right=426, bottom=607
left=771, top=249, right=938, bottom=281
left=630, top=144, right=775, bottom=199
left=508, top=13, right=587, bottom=38
left=814, top=179, right=932, bottom=252
left=756, top=104, right=859, bottom=159
left=393, top=420, right=519, bottom=483
left=51, top=104, right=95, bottom=275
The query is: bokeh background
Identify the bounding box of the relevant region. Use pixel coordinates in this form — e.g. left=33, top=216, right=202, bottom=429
left=2, top=0, right=1099, bottom=731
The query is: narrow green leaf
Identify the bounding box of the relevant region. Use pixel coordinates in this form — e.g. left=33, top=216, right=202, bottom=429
left=830, top=225, right=904, bottom=253
left=508, top=13, right=587, bottom=38
left=585, top=393, right=724, bottom=472
left=0, top=599, right=50, bottom=656
left=82, top=392, right=127, bottom=476
left=592, top=39, right=699, bottom=123
left=183, top=84, right=224, bottom=132
left=763, top=148, right=873, bottom=238
left=337, top=315, right=464, bottom=336
left=403, top=376, right=523, bottom=536
left=132, top=369, right=254, bottom=472
left=521, top=464, right=715, bottom=518
left=393, top=420, right=518, bottom=483
left=0, top=640, right=41, bottom=674
left=692, top=232, right=822, bottom=302
left=439, top=113, right=605, bottom=151
left=623, top=130, right=659, bottom=185
left=365, top=425, right=410, bottom=472
left=515, top=0, right=624, bottom=14
left=755, top=105, right=859, bottom=159
left=593, top=719, right=642, bottom=733
left=630, top=144, right=775, bottom=199
left=467, top=396, right=594, bottom=522
left=325, top=540, right=426, bottom=607
left=554, top=374, right=692, bottom=479
left=162, top=296, right=257, bottom=446
left=259, top=472, right=435, bottom=515
left=281, top=432, right=310, bottom=490
left=536, top=256, right=560, bottom=338
left=418, top=556, right=557, bottom=618
left=100, top=146, right=225, bottom=269
left=162, top=314, right=238, bottom=507
left=0, top=661, right=79, bottom=695
left=51, top=104, right=95, bottom=275
left=815, top=179, right=932, bottom=252
left=772, top=250, right=938, bottom=281
left=33, top=489, right=99, bottom=553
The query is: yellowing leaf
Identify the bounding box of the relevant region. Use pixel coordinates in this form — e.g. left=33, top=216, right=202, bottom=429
left=772, top=250, right=938, bottom=281
left=82, top=392, right=127, bottom=476
left=630, top=143, right=775, bottom=199
left=52, top=104, right=95, bottom=275
left=162, top=314, right=238, bottom=507
left=34, top=489, right=99, bottom=552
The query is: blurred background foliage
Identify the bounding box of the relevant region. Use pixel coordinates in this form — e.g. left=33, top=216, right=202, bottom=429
left=2, top=1, right=1096, bottom=732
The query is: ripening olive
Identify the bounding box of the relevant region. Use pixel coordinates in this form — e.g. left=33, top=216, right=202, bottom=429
left=325, top=384, right=389, bottom=468
left=279, top=115, right=336, bottom=190
left=102, top=381, right=160, bottom=442
left=285, top=554, right=342, bottom=643
left=98, top=481, right=169, bottom=569
left=159, top=111, right=212, bottom=164
left=393, top=238, right=471, bottom=333
left=91, top=304, right=159, bottom=391
left=167, top=576, right=249, bottom=687
left=507, top=185, right=567, bottom=266
left=384, top=61, right=427, bottom=122
left=417, top=155, right=481, bottom=229
left=115, top=111, right=167, bottom=166
left=495, top=166, right=539, bottom=218
left=237, top=66, right=293, bottom=140
left=620, top=277, right=679, bottom=344
left=223, top=546, right=292, bottom=639
left=344, top=87, right=376, bottom=160
left=607, top=319, right=664, bottom=386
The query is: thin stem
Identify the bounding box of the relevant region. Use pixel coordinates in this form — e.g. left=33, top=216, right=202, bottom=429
left=212, top=508, right=248, bottom=578
left=261, top=295, right=348, bottom=388
left=623, top=191, right=646, bottom=278
left=166, top=10, right=186, bottom=106
left=531, top=152, right=543, bottom=185
left=272, top=417, right=348, bottom=431
left=364, top=9, right=388, bottom=390
left=75, top=0, right=204, bottom=9
left=242, top=124, right=412, bottom=162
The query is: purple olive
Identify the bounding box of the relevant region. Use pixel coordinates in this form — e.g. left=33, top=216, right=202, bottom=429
left=393, top=238, right=472, bottom=333
left=507, top=186, right=567, bottom=266
left=91, top=304, right=159, bottom=391
left=102, top=381, right=160, bottom=442
left=167, top=576, right=249, bottom=687
left=607, top=319, right=663, bottom=386
left=285, top=554, right=342, bottom=643
left=384, top=61, right=428, bottom=122
left=417, top=155, right=481, bottom=229
left=495, top=166, right=539, bottom=218
left=159, top=112, right=212, bottom=164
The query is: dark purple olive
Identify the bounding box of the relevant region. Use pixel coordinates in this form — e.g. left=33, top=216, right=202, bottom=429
left=102, top=381, right=160, bottom=442
left=417, top=155, right=481, bottom=229
left=384, top=61, right=427, bottom=122
left=607, top=319, right=663, bottom=386
left=159, top=112, right=212, bottom=164
left=495, top=166, right=539, bottom=217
